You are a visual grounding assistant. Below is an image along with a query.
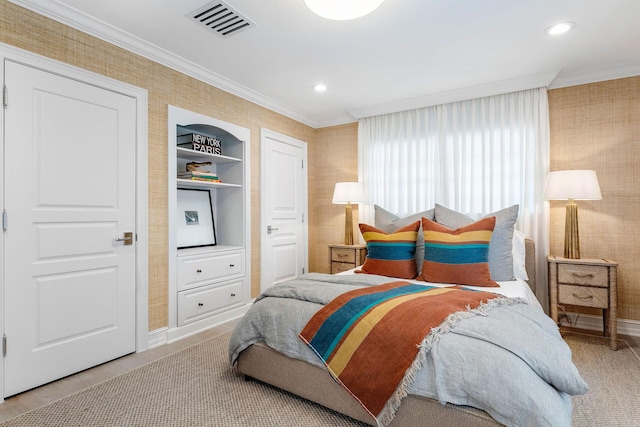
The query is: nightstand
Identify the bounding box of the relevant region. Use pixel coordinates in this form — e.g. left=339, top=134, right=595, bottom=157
left=328, top=244, right=367, bottom=274
left=548, top=255, right=618, bottom=350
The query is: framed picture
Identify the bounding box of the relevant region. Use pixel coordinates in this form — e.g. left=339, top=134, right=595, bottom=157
left=177, top=188, right=217, bottom=249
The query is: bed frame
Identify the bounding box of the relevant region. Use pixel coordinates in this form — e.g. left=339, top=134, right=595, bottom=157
left=236, top=239, right=537, bottom=426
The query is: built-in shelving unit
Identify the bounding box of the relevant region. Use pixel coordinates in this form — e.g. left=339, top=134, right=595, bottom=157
left=167, top=105, right=251, bottom=342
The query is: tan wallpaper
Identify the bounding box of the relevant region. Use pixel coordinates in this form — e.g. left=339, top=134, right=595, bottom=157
left=548, top=77, right=640, bottom=321
left=2, top=0, right=639, bottom=331
left=0, top=0, right=315, bottom=331
left=309, top=124, right=360, bottom=273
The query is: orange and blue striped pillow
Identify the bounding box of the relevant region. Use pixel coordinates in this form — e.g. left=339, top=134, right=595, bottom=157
left=358, top=221, right=420, bottom=279
left=419, top=217, right=498, bottom=287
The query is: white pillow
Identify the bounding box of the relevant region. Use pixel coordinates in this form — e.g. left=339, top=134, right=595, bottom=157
left=512, top=229, right=529, bottom=281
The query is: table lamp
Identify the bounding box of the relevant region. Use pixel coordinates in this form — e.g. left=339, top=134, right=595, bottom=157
left=543, top=170, right=602, bottom=259
left=332, top=182, right=366, bottom=245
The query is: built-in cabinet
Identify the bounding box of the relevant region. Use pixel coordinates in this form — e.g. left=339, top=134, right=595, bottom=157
left=167, top=105, right=251, bottom=341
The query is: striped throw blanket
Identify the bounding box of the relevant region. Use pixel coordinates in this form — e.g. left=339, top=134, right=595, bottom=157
left=299, top=281, right=502, bottom=426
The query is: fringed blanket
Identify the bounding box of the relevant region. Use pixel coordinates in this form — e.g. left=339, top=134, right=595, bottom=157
left=299, top=281, right=508, bottom=426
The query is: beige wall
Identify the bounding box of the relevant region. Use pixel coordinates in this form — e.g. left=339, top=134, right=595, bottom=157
left=0, top=0, right=315, bottom=331
left=308, top=124, right=360, bottom=273
left=548, top=77, right=640, bottom=321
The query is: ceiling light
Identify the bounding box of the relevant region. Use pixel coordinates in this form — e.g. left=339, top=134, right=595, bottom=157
left=304, top=0, right=385, bottom=20
left=546, top=21, right=576, bottom=36
left=313, top=83, right=327, bottom=92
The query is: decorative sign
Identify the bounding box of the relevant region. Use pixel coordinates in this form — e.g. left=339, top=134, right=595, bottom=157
left=178, top=133, right=222, bottom=155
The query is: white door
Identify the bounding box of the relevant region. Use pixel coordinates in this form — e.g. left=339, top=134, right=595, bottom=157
left=260, top=129, right=307, bottom=293
left=3, top=60, right=137, bottom=397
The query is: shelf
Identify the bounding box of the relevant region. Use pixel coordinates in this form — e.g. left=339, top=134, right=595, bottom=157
left=177, top=179, right=241, bottom=189
left=177, top=147, right=241, bottom=164
left=169, top=105, right=251, bottom=337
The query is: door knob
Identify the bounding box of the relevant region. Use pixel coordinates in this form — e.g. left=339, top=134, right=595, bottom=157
left=267, top=225, right=279, bottom=234
left=115, top=232, right=133, bottom=245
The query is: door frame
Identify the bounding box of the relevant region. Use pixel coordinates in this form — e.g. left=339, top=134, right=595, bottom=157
left=260, top=128, right=308, bottom=291
left=0, top=42, right=149, bottom=402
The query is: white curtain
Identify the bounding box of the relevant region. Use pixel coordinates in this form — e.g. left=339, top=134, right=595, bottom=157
left=358, top=87, right=550, bottom=309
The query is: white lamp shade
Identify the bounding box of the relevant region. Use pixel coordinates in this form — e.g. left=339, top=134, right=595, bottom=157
left=304, top=0, right=385, bottom=20
left=332, top=182, right=366, bottom=204
left=543, top=170, right=602, bottom=200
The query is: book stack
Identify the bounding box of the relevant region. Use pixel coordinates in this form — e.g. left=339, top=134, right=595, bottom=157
left=177, top=170, right=222, bottom=183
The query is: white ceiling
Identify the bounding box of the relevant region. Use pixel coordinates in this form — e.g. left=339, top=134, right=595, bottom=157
left=13, top=0, right=640, bottom=128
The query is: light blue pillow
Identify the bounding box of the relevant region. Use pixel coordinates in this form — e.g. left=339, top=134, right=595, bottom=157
left=434, top=204, right=519, bottom=281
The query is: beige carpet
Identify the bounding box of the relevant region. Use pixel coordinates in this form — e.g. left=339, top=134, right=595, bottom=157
left=1, top=331, right=638, bottom=426
left=564, top=332, right=640, bottom=426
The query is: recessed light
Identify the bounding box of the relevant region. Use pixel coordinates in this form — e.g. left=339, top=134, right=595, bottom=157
left=313, top=83, right=328, bottom=92
left=546, top=21, right=576, bottom=36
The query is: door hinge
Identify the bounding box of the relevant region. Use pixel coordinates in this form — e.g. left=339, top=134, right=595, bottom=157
left=301, top=159, right=304, bottom=169
left=302, top=267, right=305, bottom=274
left=302, top=213, right=304, bottom=223
left=3, top=334, right=6, bottom=357
left=3, top=85, right=7, bottom=108
left=2, top=210, right=7, bottom=231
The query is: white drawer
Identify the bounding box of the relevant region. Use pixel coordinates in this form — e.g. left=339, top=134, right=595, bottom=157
left=178, top=280, right=243, bottom=326
left=177, top=251, right=243, bottom=290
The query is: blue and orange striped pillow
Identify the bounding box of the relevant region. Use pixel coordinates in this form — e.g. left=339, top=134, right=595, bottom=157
left=418, top=217, right=498, bottom=287
left=358, top=221, right=420, bottom=279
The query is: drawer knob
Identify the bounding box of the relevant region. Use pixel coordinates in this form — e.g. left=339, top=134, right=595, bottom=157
left=198, top=302, right=204, bottom=307
left=196, top=269, right=202, bottom=273
left=231, top=293, right=236, bottom=297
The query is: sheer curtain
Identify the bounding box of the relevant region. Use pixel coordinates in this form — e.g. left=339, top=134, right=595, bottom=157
left=358, top=87, right=550, bottom=309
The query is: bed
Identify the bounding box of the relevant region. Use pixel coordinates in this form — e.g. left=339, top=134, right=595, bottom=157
left=229, top=206, right=587, bottom=427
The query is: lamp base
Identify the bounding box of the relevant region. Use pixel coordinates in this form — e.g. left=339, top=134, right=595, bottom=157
left=564, top=200, right=580, bottom=259
left=344, top=203, right=354, bottom=245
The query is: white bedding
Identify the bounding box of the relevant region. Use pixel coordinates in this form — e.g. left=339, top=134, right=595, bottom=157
left=337, top=267, right=543, bottom=311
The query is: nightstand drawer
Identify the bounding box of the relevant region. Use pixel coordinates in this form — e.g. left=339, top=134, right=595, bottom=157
left=558, top=264, right=608, bottom=287
left=332, top=262, right=356, bottom=274
left=332, top=248, right=356, bottom=263
left=558, top=284, right=608, bottom=309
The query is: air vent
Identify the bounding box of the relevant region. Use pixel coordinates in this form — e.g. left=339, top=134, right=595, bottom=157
left=188, top=1, right=255, bottom=38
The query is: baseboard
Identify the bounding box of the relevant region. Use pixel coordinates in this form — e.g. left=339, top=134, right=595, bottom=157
left=560, top=312, right=640, bottom=338
left=147, top=327, right=169, bottom=349
left=146, top=302, right=253, bottom=349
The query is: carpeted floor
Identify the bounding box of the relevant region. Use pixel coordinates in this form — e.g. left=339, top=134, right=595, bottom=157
left=564, top=332, right=640, bottom=426
left=1, top=331, right=638, bottom=426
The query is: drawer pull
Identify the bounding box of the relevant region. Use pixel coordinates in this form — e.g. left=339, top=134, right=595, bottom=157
left=196, top=269, right=202, bottom=273
left=229, top=264, right=235, bottom=268
left=572, top=293, right=594, bottom=300
left=231, top=293, right=236, bottom=297
left=198, top=302, right=204, bottom=307
left=572, top=273, right=594, bottom=279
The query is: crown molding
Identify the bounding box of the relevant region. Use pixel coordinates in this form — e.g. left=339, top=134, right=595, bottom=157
left=548, top=63, right=640, bottom=90
left=9, top=0, right=321, bottom=128
left=348, top=72, right=559, bottom=120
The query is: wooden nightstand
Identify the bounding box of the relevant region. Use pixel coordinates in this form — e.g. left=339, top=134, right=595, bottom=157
left=548, top=255, right=618, bottom=350
left=329, top=244, right=367, bottom=274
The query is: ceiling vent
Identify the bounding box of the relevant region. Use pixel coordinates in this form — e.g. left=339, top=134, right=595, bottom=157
left=188, top=1, right=255, bottom=38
